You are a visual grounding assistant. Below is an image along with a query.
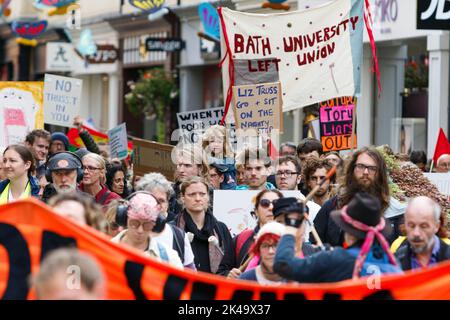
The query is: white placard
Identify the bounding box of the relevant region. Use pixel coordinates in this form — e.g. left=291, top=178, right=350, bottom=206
left=213, top=190, right=321, bottom=240
left=424, top=173, right=450, bottom=196
left=46, top=43, right=74, bottom=72
left=108, top=123, right=128, bottom=160
left=43, top=74, right=82, bottom=127
left=176, top=106, right=236, bottom=146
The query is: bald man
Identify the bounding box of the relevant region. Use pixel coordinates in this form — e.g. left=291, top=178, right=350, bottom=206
left=436, top=154, right=450, bottom=173
left=395, top=197, right=450, bottom=270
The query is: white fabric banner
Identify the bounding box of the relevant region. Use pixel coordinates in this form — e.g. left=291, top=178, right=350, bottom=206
left=219, top=0, right=364, bottom=112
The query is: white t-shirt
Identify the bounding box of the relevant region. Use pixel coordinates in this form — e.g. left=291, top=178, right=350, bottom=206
left=153, top=225, right=196, bottom=269
left=111, top=230, right=183, bottom=269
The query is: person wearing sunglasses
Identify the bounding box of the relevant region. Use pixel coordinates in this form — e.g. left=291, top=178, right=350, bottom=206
left=217, top=189, right=284, bottom=279
left=79, top=153, right=121, bottom=209
left=111, top=192, right=183, bottom=268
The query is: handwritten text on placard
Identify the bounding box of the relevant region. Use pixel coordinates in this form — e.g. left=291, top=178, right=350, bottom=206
left=232, top=82, right=283, bottom=135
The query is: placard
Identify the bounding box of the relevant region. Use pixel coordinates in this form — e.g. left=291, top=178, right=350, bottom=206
left=132, top=137, right=175, bottom=180
left=213, top=190, right=320, bottom=239
left=176, top=106, right=236, bottom=145
left=0, top=82, right=44, bottom=149
left=43, top=74, right=82, bottom=127
left=424, top=173, right=450, bottom=196
left=108, top=123, right=129, bottom=160
left=319, top=96, right=357, bottom=151
left=232, top=81, right=283, bottom=135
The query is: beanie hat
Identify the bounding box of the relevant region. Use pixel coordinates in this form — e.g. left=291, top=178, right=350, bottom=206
left=51, top=132, right=69, bottom=150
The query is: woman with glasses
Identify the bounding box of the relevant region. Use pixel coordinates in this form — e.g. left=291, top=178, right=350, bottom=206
left=79, top=153, right=121, bottom=209
left=218, top=189, right=284, bottom=279
left=239, top=222, right=287, bottom=285
left=111, top=192, right=183, bottom=268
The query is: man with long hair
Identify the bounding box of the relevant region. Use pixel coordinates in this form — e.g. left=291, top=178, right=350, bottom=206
left=312, top=146, right=390, bottom=247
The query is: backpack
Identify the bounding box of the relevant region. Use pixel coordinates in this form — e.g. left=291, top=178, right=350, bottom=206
left=235, top=229, right=255, bottom=262
left=347, top=247, right=403, bottom=277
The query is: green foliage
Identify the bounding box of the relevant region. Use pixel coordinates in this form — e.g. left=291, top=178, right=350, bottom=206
left=125, top=68, right=178, bottom=142
left=405, top=60, right=428, bottom=89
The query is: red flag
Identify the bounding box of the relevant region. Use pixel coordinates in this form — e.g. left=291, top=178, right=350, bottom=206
left=433, top=128, right=450, bottom=164
left=268, top=139, right=279, bottom=160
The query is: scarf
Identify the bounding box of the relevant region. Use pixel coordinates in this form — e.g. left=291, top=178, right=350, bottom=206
left=340, top=206, right=398, bottom=279
left=177, top=209, right=224, bottom=273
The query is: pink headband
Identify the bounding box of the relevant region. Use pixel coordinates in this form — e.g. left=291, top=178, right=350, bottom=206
left=127, top=193, right=161, bottom=222
left=340, top=205, right=398, bottom=279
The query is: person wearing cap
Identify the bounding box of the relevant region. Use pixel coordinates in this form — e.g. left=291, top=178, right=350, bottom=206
left=217, top=189, right=284, bottom=278
left=41, top=152, right=91, bottom=203
left=274, top=192, right=403, bottom=283
left=112, top=192, right=183, bottom=268
left=272, top=197, right=321, bottom=256
left=50, top=132, right=69, bottom=155
left=239, top=222, right=288, bottom=285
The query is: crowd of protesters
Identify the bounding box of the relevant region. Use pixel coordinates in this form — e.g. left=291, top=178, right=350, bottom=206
left=1, top=120, right=449, bottom=299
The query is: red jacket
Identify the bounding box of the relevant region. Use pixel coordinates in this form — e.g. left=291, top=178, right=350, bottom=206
left=79, top=183, right=121, bottom=208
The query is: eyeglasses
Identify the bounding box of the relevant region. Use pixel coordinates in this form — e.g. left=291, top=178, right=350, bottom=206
left=275, top=170, right=299, bottom=178
left=260, top=243, right=278, bottom=251
left=354, top=163, right=377, bottom=174
left=128, top=219, right=154, bottom=231
left=83, top=166, right=101, bottom=172
left=259, top=199, right=278, bottom=208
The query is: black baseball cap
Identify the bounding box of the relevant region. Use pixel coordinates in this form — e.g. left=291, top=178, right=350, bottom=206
left=273, top=197, right=304, bottom=218
left=47, top=152, right=81, bottom=172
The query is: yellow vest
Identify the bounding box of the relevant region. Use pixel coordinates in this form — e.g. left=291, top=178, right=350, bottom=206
left=391, top=236, right=450, bottom=253
left=0, top=182, right=31, bottom=205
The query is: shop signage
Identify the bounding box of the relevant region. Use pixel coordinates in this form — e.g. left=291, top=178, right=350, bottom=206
left=85, top=44, right=119, bottom=64
left=417, top=0, right=450, bottom=30
left=145, top=37, right=185, bottom=52
left=46, top=42, right=74, bottom=72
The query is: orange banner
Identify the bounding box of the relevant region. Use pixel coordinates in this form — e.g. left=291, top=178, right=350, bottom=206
left=1, top=198, right=450, bottom=300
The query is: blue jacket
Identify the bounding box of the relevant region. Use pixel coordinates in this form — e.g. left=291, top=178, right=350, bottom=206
left=274, top=235, right=402, bottom=283
left=0, top=176, right=41, bottom=199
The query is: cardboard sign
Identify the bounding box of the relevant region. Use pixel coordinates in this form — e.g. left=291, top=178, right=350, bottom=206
left=319, top=96, right=356, bottom=151
left=3, top=198, right=450, bottom=300
left=43, top=74, right=82, bottom=127
left=46, top=42, right=74, bottom=72
left=176, top=106, right=236, bottom=145
left=232, top=82, right=283, bottom=135
left=132, top=137, right=175, bottom=180
left=0, top=82, right=44, bottom=149
left=108, top=123, right=129, bottom=160
left=213, top=190, right=320, bottom=238
left=219, top=0, right=364, bottom=112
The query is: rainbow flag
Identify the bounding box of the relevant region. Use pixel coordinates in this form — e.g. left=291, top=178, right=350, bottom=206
left=67, top=125, right=133, bottom=157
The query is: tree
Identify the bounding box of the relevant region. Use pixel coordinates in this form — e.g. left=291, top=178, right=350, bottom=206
left=125, top=68, right=178, bottom=143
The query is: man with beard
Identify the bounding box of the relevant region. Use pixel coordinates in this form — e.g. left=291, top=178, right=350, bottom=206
left=42, top=152, right=91, bottom=203
left=303, top=158, right=335, bottom=206
left=312, top=147, right=390, bottom=247
left=395, top=197, right=450, bottom=270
